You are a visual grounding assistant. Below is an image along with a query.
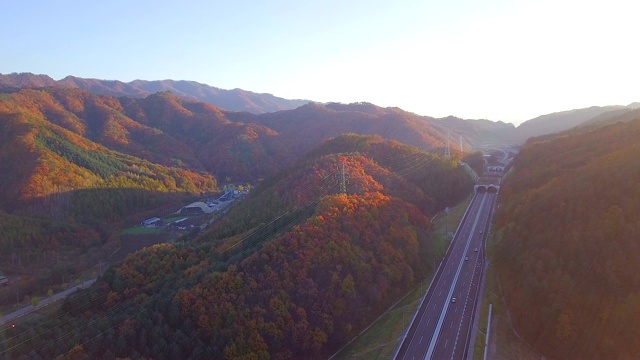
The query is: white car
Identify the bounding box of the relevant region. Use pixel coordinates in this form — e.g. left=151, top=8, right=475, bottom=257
left=451, top=297, right=456, bottom=303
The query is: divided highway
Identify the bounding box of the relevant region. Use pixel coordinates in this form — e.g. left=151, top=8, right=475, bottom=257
left=395, top=191, right=495, bottom=360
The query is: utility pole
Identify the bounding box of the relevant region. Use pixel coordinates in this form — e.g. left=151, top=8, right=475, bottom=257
left=445, top=206, right=449, bottom=236
left=459, top=135, right=463, bottom=154
left=403, top=309, right=406, bottom=334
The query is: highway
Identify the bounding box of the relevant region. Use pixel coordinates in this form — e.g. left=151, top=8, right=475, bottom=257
left=395, top=190, right=495, bottom=360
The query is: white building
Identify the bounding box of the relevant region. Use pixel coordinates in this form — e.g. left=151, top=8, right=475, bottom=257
left=140, top=217, right=162, bottom=227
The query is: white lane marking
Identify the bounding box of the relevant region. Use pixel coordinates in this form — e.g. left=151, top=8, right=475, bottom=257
left=423, top=193, right=488, bottom=359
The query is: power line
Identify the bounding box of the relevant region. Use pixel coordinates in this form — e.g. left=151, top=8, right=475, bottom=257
left=0, top=147, right=454, bottom=358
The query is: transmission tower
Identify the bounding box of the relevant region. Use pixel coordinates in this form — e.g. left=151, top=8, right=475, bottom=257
left=444, top=131, right=451, bottom=158
left=340, top=160, right=349, bottom=194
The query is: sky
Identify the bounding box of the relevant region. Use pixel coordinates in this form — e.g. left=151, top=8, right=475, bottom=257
left=1, top=0, right=639, bottom=125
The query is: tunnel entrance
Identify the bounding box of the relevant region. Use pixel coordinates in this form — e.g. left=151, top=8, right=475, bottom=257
left=475, top=184, right=499, bottom=193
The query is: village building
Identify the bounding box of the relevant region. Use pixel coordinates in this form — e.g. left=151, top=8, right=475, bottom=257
left=180, top=202, right=215, bottom=215
left=140, top=217, right=163, bottom=227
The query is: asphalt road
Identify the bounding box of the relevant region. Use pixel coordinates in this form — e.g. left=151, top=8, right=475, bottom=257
left=0, top=278, right=96, bottom=325
left=395, top=191, right=495, bottom=360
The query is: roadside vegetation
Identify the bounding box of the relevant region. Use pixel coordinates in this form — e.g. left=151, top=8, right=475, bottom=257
left=332, top=193, right=472, bottom=360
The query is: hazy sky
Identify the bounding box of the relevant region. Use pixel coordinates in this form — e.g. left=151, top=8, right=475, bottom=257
left=2, top=0, right=638, bottom=125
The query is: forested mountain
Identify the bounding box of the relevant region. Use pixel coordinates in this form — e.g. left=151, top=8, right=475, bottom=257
left=233, top=102, right=515, bottom=152
left=5, top=72, right=640, bottom=147
left=0, top=88, right=219, bottom=305
left=0, top=87, right=298, bottom=184
left=0, top=134, right=474, bottom=359
left=0, top=72, right=309, bottom=114
left=1, top=72, right=519, bottom=147
left=5, top=70, right=640, bottom=359
left=493, top=116, right=640, bottom=358
left=0, top=88, right=226, bottom=208
left=0, top=86, right=506, bottom=187
left=0, top=86, right=479, bottom=284
left=579, top=105, right=640, bottom=129
left=0, top=85, right=475, bottom=356
left=207, top=134, right=472, bottom=246
left=510, top=104, right=639, bottom=143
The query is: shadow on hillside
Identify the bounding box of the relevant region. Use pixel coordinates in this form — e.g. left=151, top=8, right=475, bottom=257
left=0, top=187, right=203, bottom=308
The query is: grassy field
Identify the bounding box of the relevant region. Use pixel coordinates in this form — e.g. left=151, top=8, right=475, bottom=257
left=331, top=282, right=428, bottom=359
left=163, top=215, right=188, bottom=223
left=120, top=214, right=193, bottom=235
left=120, top=226, right=163, bottom=235
left=331, top=194, right=473, bottom=360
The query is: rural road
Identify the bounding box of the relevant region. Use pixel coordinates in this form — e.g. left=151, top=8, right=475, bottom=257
left=0, top=278, right=96, bottom=325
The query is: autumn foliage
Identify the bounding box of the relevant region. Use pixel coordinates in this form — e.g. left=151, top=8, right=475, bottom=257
left=494, top=117, right=640, bottom=358
left=0, top=132, right=474, bottom=359
left=0, top=78, right=479, bottom=359
left=177, top=192, right=429, bottom=359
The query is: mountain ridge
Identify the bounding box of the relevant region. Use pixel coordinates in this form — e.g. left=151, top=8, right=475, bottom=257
left=3, top=72, right=638, bottom=146
left=0, top=72, right=309, bottom=114
left=511, top=104, right=637, bottom=143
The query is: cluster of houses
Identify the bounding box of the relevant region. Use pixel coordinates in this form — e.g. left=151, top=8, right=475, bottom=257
left=139, top=216, right=190, bottom=230
left=138, top=187, right=249, bottom=230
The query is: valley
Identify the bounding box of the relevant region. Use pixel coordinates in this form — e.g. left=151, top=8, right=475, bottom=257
left=0, top=75, right=638, bottom=359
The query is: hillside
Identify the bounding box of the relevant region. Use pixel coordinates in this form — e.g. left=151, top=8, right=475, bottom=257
left=0, top=134, right=474, bottom=359
left=0, top=88, right=221, bottom=305
left=579, top=104, right=640, bottom=129
left=0, top=72, right=309, bottom=114
left=1, top=87, right=508, bottom=186
left=6, top=72, right=640, bottom=148
left=0, top=88, right=224, bottom=206
left=0, top=87, right=298, bottom=183
left=493, top=115, right=640, bottom=358
left=1, top=73, right=520, bottom=148
left=206, top=134, right=473, bottom=248
left=0, top=86, right=478, bottom=349
left=511, top=105, right=628, bottom=143
left=239, top=102, right=513, bottom=152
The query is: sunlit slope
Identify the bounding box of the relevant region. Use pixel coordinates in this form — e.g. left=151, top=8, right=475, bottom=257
left=2, top=134, right=475, bottom=359
left=0, top=89, right=218, bottom=211
left=0, top=72, right=309, bottom=113
left=205, top=134, right=472, bottom=246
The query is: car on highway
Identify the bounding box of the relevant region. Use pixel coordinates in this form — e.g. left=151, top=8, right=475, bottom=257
left=480, top=230, right=483, bottom=234
left=465, top=256, right=469, bottom=261
left=474, top=248, right=478, bottom=252
left=451, top=297, right=456, bottom=303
